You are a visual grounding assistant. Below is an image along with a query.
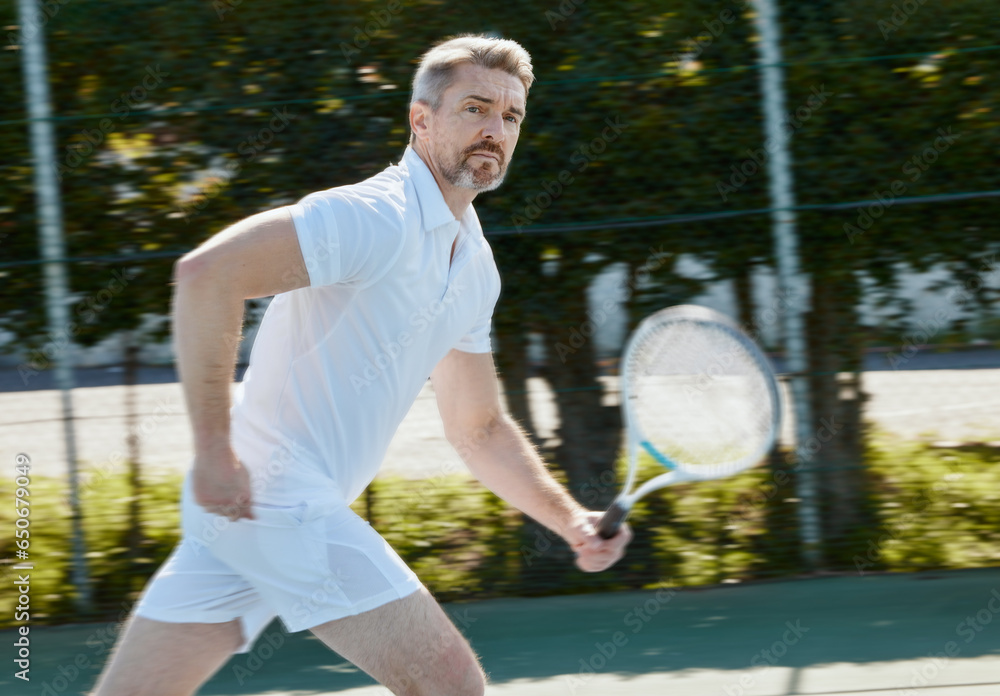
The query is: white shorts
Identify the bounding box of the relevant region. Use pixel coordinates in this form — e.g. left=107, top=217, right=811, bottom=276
left=135, top=474, right=422, bottom=653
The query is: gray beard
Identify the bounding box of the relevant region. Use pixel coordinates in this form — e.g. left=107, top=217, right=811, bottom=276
left=443, top=156, right=506, bottom=192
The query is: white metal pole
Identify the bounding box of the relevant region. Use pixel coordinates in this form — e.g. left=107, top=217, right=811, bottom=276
left=17, top=0, right=92, bottom=609
left=751, top=0, right=822, bottom=568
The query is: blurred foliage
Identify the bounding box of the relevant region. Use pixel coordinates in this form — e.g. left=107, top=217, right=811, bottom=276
left=865, top=439, right=1000, bottom=571
left=2, top=0, right=1000, bottom=583
left=0, top=470, right=180, bottom=625
left=2, top=439, right=999, bottom=626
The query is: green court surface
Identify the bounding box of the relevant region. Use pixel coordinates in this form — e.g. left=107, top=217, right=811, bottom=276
left=6, top=567, right=1000, bottom=696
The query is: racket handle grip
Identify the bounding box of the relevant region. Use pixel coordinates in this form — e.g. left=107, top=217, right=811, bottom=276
left=596, top=500, right=630, bottom=540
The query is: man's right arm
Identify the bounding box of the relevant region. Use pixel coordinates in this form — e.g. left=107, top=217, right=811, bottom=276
left=172, top=206, right=309, bottom=520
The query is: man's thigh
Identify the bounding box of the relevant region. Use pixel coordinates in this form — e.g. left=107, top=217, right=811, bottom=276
left=90, top=615, right=242, bottom=696
left=309, top=586, right=484, bottom=696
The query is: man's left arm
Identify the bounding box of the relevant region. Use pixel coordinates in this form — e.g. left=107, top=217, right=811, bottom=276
left=430, top=349, right=631, bottom=572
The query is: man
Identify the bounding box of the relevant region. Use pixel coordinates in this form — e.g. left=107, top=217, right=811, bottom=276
left=92, top=35, right=632, bottom=696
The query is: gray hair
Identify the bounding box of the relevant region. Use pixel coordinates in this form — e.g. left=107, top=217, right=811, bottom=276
left=410, top=34, right=534, bottom=111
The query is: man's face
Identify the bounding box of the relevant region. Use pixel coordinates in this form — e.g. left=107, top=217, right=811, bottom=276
left=424, top=63, right=526, bottom=192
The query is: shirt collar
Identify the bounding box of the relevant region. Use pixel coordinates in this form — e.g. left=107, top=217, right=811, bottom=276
left=401, top=146, right=460, bottom=233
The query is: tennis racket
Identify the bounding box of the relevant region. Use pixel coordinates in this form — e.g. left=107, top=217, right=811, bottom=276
left=596, top=304, right=782, bottom=539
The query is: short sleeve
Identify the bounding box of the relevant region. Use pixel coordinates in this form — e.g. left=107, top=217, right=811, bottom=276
left=454, top=250, right=501, bottom=354
left=454, top=312, right=494, bottom=353
left=288, top=188, right=400, bottom=288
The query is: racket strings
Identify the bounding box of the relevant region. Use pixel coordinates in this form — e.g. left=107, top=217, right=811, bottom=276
left=627, top=320, right=777, bottom=474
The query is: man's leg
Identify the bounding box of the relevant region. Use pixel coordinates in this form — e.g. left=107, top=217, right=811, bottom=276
left=90, top=615, right=243, bottom=696
left=310, top=587, right=485, bottom=696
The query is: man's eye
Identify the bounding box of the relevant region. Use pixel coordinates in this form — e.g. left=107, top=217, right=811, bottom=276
left=467, top=106, right=481, bottom=113
left=505, top=115, right=518, bottom=123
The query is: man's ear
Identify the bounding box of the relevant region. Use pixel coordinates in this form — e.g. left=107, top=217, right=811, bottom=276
left=409, top=101, right=433, bottom=142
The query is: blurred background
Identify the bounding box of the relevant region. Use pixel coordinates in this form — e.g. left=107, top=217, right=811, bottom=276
left=1, top=0, right=1000, bottom=632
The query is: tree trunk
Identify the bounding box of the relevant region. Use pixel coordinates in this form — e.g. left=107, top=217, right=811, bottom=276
left=493, top=319, right=540, bottom=446
left=491, top=235, right=544, bottom=447
left=516, top=266, right=624, bottom=591
left=123, top=340, right=144, bottom=562
left=733, top=264, right=755, bottom=330
left=806, top=269, right=875, bottom=567
left=545, top=278, right=622, bottom=508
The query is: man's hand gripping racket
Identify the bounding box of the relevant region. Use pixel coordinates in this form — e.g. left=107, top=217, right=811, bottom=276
left=597, top=305, right=782, bottom=539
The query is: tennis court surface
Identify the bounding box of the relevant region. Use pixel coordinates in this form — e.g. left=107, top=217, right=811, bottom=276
left=6, top=567, right=1000, bottom=696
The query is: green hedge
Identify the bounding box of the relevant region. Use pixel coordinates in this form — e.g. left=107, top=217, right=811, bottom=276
left=2, top=440, right=999, bottom=626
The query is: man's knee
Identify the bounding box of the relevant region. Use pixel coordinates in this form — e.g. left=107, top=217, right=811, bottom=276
left=419, top=665, right=484, bottom=696
left=435, top=632, right=485, bottom=696
left=434, top=640, right=486, bottom=696
left=450, top=659, right=486, bottom=696
left=465, top=668, right=487, bottom=696
left=390, top=643, right=484, bottom=696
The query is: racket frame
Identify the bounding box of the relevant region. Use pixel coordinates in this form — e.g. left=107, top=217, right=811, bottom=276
left=596, top=305, right=782, bottom=539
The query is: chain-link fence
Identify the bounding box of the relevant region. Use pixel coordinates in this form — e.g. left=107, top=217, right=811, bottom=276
left=3, top=0, right=1000, bottom=626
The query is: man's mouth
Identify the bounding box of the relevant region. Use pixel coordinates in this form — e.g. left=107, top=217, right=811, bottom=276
left=469, top=152, right=500, bottom=163
left=463, top=142, right=504, bottom=166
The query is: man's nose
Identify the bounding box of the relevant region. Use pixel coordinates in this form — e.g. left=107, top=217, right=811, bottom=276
left=481, top=113, right=505, bottom=142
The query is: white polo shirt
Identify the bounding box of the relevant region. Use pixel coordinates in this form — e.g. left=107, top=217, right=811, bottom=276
left=228, top=147, right=501, bottom=505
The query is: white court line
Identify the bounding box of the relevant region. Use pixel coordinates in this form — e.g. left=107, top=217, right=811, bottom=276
left=870, top=400, right=1000, bottom=418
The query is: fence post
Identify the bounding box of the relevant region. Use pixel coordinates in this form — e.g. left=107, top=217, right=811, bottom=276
left=17, top=0, right=92, bottom=610
left=751, top=0, right=822, bottom=568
